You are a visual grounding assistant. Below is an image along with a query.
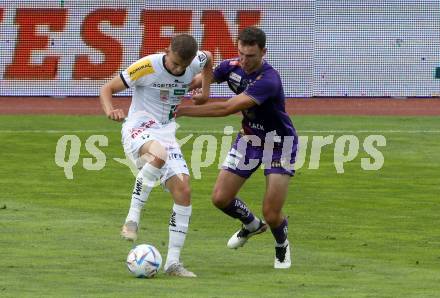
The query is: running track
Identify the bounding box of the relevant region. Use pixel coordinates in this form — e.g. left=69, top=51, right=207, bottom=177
left=0, top=97, right=439, bottom=116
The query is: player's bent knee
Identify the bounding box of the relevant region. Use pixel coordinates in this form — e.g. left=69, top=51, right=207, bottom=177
left=167, top=174, right=192, bottom=206
left=211, top=189, right=229, bottom=209
left=140, top=140, right=167, bottom=168
left=262, top=207, right=282, bottom=227
left=172, top=185, right=192, bottom=206
left=179, top=185, right=191, bottom=201
left=150, top=156, right=166, bottom=168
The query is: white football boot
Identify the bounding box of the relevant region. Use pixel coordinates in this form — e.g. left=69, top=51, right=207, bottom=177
left=227, top=219, right=268, bottom=249
left=274, top=240, right=291, bottom=269
left=165, top=263, right=197, bottom=277
left=120, top=221, right=138, bottom=241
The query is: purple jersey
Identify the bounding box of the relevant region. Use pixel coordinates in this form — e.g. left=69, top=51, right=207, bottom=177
left=213, top=58, right=297, bottom=141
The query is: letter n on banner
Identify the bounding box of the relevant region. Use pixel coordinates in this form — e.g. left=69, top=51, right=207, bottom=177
left=237, top=10, right=261, bottom=31
left=201, top=10, right=261, bottom=62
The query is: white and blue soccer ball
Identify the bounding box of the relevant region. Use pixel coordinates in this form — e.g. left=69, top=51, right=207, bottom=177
left=126, top=244, right=162, bottom=278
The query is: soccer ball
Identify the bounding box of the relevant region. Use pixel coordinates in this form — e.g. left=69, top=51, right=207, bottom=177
left=126, top=244, right=162, bottom=278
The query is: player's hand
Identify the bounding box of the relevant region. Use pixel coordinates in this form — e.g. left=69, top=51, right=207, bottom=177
left=175, top=105, right=186, bottom=118
left=190, top=88, right=208, bottom=105
left=107, top=109, right=125, bottom=122
left=188, top=75, right=202, bottom=91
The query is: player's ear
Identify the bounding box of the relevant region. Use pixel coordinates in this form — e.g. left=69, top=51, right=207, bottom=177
left=262, top=47, right=267, bottom=56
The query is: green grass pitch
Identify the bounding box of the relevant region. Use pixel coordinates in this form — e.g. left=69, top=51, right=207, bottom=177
left=1, top=115, right=439, bottom=297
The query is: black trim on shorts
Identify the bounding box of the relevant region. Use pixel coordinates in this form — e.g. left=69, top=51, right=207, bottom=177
left=120, top=73, right=129, bottom=88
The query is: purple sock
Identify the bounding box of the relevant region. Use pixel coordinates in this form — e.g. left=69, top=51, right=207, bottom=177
left=220, top=197, right=255, bottom=224
left=271, top=218, right=288, bottom=245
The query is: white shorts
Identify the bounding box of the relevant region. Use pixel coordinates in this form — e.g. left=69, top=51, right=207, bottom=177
left=121, top=120, right=190, bottom=186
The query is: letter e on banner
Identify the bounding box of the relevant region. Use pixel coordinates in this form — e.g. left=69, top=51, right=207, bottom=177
left=5, top=8, right=67, bottom=79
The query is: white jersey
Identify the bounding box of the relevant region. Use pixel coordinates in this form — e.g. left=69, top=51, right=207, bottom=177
left=120, top=51, right=208, bottom=125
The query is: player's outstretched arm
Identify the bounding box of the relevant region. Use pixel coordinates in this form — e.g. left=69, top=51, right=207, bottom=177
left=177, top=93, right=256, bottom=117
left=100, top=75, right=127, bottom=122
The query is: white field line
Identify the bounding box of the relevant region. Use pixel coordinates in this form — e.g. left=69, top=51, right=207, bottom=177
left=0, top=129, right=440, bottom=134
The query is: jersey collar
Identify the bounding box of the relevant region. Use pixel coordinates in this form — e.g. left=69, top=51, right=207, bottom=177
left=162, top=55, right=186, bottom=77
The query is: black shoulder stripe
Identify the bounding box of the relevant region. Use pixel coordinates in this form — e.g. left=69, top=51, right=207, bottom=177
left=120, top=73, right=129, bottom=88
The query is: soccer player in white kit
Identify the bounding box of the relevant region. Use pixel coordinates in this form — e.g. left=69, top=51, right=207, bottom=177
left=100, top=34, right=212, bottom=277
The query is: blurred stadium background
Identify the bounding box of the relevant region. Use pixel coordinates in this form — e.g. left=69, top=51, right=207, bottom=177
left=1, top=0, right=439, bottom=98
left=1, top=1, right=440, bottom=298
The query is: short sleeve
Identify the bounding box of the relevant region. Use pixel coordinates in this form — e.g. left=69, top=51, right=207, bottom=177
left=244, top=71, right=280, bottom=105
left=120, top=56, right=155, bottom=88
left=213, top=59, right=233, bottom=83
left=189, top=51, right=208, bottom=74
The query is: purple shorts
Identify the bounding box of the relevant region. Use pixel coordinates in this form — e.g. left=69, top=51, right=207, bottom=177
left=222, top=133, right=298, bottom=179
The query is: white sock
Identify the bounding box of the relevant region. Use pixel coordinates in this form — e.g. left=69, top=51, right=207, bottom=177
left=165, top=204, right=192, bottom=270
left=125, top=163, right=162, bottom=224
left=244, top=217, right=260, bottom=232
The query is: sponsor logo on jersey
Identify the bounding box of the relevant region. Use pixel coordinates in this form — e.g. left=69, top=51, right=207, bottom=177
left=160, top=89, right=169, bottom=101
left=153, top=83, right=178, bottom=88
left=127, top=59, right=154, bottom=81
left=229, top=81, right=239, bottom=93
left=248, top=121, right=265, bottom=130
left=173, top=89, right=186, bottom=96
left=229, top=72, right=242, bottom=83
left=229, top=60, right=240, bottom=66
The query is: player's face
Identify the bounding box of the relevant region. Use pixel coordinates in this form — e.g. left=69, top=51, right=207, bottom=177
left=238, top=41, right=266, bottom=74
left=165, top=50, right=194, bottom=76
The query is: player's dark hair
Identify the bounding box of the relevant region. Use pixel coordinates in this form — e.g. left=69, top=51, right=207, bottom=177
left=170, top=34, right=198, bottom=61
left=237, top=26, right=266, bottom=49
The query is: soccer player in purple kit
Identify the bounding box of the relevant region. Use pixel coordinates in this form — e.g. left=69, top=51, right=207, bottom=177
left=178, top=26, right=297, bottom=269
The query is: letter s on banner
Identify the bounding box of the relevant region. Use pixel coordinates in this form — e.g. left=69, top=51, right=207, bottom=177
left=140, top=10, right=192, bottom=57
left=73, top=8, right=127, bottom=80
